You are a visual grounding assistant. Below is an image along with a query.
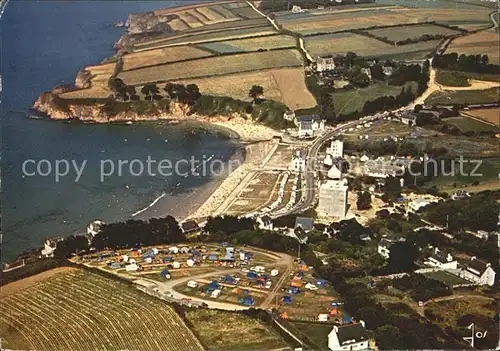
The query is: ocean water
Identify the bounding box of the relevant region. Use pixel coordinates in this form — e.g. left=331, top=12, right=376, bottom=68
left=1, top=1, right=240, bottom=260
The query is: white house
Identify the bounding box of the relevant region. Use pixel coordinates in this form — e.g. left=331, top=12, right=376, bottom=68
left=383, top=66, right=393, bottom=76
left=361, top=67, right=372, bottom=80
left=424, top=247, right=458, bottom=270
left=457, top=257, right=496, bottom=286
left=327, top=164, right=342, bottom=180
left=377, top=237, right=405, bottom=259
left=257, top=215, right=274, bottom=230
left=290, top=150, right=307, bottom=172
left=328, top=321, right=370, bottom=351
left=284, top=110, right=296, bottom=122
left=87, top=220, right=105, bottom=237
left=400, top=112, right=417, bottom=126
left=327, top=140, right=344, bottom=158
left=41, top=237, right=63, bottom=258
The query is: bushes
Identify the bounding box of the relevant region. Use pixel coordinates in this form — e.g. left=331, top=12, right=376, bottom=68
left=392, top=273, right=452, bottom=302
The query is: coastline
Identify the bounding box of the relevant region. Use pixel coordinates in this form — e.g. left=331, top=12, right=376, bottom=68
left=131, top=118, right=281, bottom=223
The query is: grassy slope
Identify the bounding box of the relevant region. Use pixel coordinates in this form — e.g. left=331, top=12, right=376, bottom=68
left=436, top=70, right=500, bottom=87
left=425, top=87, right=500, bottom=105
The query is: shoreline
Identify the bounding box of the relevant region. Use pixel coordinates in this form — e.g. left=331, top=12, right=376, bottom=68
left=129, top=118, right=281, bottom=223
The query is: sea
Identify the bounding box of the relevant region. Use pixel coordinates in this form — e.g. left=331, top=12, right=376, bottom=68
left=0, top=1, right=241, bottom=261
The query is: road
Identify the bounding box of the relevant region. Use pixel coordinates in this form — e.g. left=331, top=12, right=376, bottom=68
left=245, top=0, right=280, bottom=31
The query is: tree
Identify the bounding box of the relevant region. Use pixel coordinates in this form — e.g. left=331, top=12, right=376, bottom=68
left=382, top=176, right=401, bottom=202
left=386, top=241, right=419, bottom=273
left=356, top=191, right=372, bottom=210
left=54, top=235, right=89, bottom=259
left=249, top=85, right=264, bottom=103
left=374, top=325, right=403, bottom=349
left=109, top=78, right=126, bottom=94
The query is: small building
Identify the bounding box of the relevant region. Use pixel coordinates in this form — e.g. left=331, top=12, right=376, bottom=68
left=87, top=220, right=105, bottom=237
left=457, top=257, right=496, bottom=286
left=425, top=247, right=458, bottom=270
left=318, top=314, right=329, bottom=322
left=257, top=215, right=274, bottom=231
left=317, top=180, right=348, bottom=218
left=181, top=220, right=200, bottom=234
left=378, top=238, right=396, bottom=259
left=284, top=110, right=296, bottom=122
left=382, top=66, right=393, bottom=76
left=327, top=164, right=342, bottom=180
left=327, top=140, right=344, bottom=158
left=295, top=217, right=314, bottom=232
left=400, top=112, right=417, bottom=126
left=316, top=56, right=336, bottom=72
left=224, top=247, right=235, bottom=261
left=328, top=321, right=370, bottom=351
left=361, top=67, right=372, bottom=80
left=291, top=5, right=303, bottom=13
left=409, top=198, right=431, bottom=212
left=41, top=237, right=64, bottom=258
left=290, top=150, right=307, bottom=172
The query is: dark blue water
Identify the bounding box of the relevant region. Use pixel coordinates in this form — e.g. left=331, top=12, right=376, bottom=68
left=1, top=1, right=240, bottom=260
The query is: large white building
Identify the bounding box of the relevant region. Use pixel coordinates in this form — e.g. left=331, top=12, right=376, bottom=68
left=328, top=321, right=370, bottom=351
left=327, top=140, right=344, bottom=158
left=296, top=115, right=325, bottom=138
left=318, top=180, right=348, bottom=218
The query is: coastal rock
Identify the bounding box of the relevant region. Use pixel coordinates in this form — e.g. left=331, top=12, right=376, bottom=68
left=75, top=69, right=93, bottom=89
left=125, top=12, right=173, bottom=34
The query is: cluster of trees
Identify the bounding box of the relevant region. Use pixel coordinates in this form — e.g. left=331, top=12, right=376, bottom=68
left=433, top=53, right=499, bottom=74
left=92, top=216, right=185, bottom=250
left=382, top=176, right=402, bottom=202
left=356, top=191, right=372, bottom=210
left=314, top=272, right=466, bottom=349
left=422, top=190, right=500, bottom=232
left=392, top=273, right=452, bottom=301
left=363, top=85, right=416, bottom=114
left=344, top=138, right=449, bottom=158
left=388, top=64, right=424, bottom=85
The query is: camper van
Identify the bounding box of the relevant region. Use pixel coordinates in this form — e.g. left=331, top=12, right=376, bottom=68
left=187, top=280, right=198, bottom=288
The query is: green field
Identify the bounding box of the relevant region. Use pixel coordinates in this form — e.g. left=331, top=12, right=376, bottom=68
left=436, top=70, right=500, bottom=87
left=423, top=270, right=472, bottom=287
left=332, top=81, right=418, bottom=115
left=366, top=24, right=460, bottom=42
left=289, top=322, right=332, bottom=350
left=135, top=25, right=276, bottom=50
left=118, top=49, right=304, bottom=85
left=184, top=309, right=288, bottom=350
left=443, top=116, right=500, bottom=133
left=305, top=32, right=439, bottom=59
left=198, top=34, right=297, bottom=53
left=425, top=87, right=500, bottom=105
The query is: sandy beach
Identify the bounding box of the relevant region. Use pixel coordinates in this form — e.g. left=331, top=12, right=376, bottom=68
left=185, top=118, right=281, bottom=220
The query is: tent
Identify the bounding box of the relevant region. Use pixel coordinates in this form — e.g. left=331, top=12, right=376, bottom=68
left=315, top=279, right=327, bottom=287
left=247, top=272, right=258, bottom=279
left=282, top=296, right=293, bottom=304
left=110, top=262, right=121, bottom=269
left=160, top=269, right=170, bottom=278
left=207, top=281, right=219, bottom=290
left=288, top=287, right=300, bottom=295
left=239, top=296, right=255, bottom=306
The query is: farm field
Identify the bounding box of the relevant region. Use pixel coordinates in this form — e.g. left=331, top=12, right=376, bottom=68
left=462, top=108, right=500, bottom=126
left=0, top=268, right=204, bottom=351
left=118, top=49, right=305, bottom=86
left=198, top=34, right=297, bottom=53
left=332, top=81, right=418, bottom=115
left=279, top=7, right=491, bottom=35
left=288, top=322, right=332, bottom=350
left=122, top=46, right=213, bottom=71
left=305, top=32, right=440, bottom=59
left=184, top=308, right=288, bottom=350
left=59, top=62, right=116, bottom=99
left=135, top=26, right=276, bottom=51
left=443, top=116, right=499, bottom=133
left=436, top=70, right=500, bottom=87
left=366, top=24, right=460, bottom=42
left=425, top=87, right=500, bottom=105
left=446, top=32, right=500, bottom=64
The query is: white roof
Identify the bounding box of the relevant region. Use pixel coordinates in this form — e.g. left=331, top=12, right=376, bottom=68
left=321, top=180, right=348, bottom=191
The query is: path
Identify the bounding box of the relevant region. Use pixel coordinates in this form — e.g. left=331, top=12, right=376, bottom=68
left=245, top=0, right=280, bottom=31
left=298, top=37, right=314, bottom=62
left=489, top=11, right=499, bottom=30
